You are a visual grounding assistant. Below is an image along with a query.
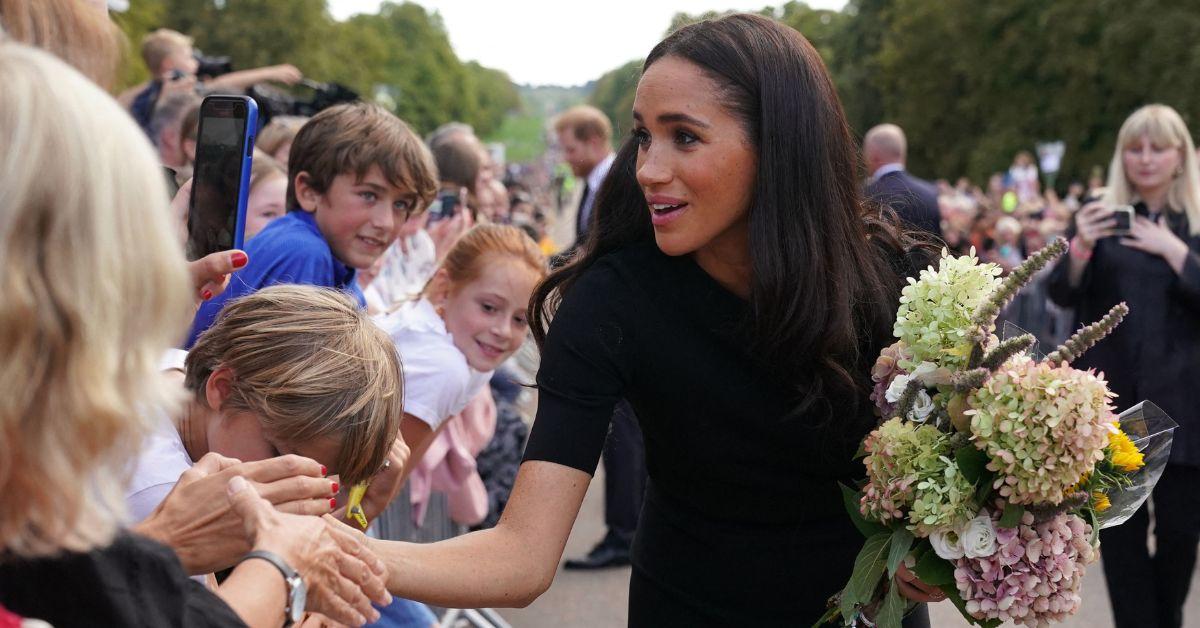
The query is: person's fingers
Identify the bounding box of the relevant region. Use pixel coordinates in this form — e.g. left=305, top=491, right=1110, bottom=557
left=336, top=551, right=390, bottom=606
left=225, top=475, right=270, bottom=536
left=275, top=497, right=336, bottom=517
left=310, top=586, right=369, bottom=627
left=240, top=454, right=326, bottom=484
left=323, top=515, right=389, bottom=581
left=190, top=249, right=249, bottom=300
left=329, top=561, right=377, bottom=619
left=895, top=577, right=943, bottom=603
left=257, top=474, right=339, bottom=505
left=191, top=451, right=242, bottom=476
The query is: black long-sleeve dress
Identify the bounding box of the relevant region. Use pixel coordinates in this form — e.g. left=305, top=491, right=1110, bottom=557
left=524, top=242, right=887, bottom=625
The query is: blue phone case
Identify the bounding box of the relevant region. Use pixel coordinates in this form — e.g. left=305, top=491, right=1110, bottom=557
left=231, top=97, right=258, bottom=251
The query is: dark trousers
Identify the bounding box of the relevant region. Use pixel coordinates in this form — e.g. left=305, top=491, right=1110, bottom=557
left=603, top=400, right=647, bottom=548
left=1101, top=464, right=1200, bottom=628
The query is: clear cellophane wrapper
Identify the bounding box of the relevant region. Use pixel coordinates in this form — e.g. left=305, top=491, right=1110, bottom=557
left=1098, top=400, right=1177, bottom=528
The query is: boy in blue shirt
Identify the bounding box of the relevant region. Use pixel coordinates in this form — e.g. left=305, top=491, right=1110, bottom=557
left=188, top=102, right=438, bottom=346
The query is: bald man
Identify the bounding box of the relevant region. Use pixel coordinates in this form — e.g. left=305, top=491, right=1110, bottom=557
left=863, top=124, right=943, bottom=238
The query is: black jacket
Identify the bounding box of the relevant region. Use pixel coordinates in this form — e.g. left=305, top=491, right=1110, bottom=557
left=0, top=532, right=245, bottom=627
left=865, top=169, right=944, bottom=239
left=1047, top=203, right=1200, bottom=466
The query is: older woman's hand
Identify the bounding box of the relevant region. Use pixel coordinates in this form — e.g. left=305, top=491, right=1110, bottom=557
left=133, top=453, right=338, bottom=574
left=227, top=476, right=391, bottom=626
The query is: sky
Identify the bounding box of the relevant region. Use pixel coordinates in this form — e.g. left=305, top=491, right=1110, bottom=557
left=328, top=0, right=847, bottom=86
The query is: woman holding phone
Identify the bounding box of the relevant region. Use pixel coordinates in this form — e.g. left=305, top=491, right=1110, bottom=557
left=1048, top=103, right=1200, bottom=628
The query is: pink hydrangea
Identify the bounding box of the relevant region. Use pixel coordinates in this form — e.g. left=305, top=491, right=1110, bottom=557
left=953, top=509, right=1097, bottom=627
left=870, top=342, right=910, bottom=417
left=967, top=355, right=1117, bottom=505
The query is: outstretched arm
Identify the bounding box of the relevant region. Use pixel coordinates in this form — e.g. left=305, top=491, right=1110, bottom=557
left=366, top=460, right=590, bottom=608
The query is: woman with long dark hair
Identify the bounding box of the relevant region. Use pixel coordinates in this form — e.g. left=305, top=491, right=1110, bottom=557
left=366, top=14, right=938, bottom=623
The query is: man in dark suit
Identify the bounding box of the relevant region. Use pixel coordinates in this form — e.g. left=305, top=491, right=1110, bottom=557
left=554, top=106, right=647, bottom=570
left=863, top=123, right=944, bottom=239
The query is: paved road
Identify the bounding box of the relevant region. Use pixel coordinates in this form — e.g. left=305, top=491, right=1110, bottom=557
left=498, top=469, right=1200, bottom=627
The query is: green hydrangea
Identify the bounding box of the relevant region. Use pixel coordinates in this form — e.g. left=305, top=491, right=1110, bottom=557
left=861, top=418, right=978, bottom=537
left=968, top=355, right=1116, bottom=505
left=893, top=249, right=1002, bottom=371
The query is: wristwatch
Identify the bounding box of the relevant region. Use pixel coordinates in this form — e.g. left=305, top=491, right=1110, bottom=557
left=240, top=550, right=307, bottom=626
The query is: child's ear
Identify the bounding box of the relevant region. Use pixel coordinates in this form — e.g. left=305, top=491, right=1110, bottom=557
left=294, top=171, right=321, bottom=213
left=204, top=366, right=235, bottom=412
left=425, top=269, right=453, bottom=307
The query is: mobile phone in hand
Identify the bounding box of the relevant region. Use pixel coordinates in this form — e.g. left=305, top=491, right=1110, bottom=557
left=428, top=190, right=461, bottom=223
left=1109, top=205, right=1134, bottom=237
left=186, top=95, right=258, bottom=261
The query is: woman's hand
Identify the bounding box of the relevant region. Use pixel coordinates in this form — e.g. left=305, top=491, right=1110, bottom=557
left=189, top=248, right=249, bottom=306
left=226, top=476, right=391, bottom=626
left=133, top=453, right=338, bottom=574
left=1121, top=214, right=1191, bottom=274
left=1073, top=200, right=1118, bottom=252
left=894, top=562, right=947, bottom=604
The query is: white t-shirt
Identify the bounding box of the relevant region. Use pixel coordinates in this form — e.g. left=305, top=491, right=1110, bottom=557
left=376, top=298, right=493, bottom=430
left=371, top=230, right=437, bottom=309
left=126, top=350, right=193, bottom=523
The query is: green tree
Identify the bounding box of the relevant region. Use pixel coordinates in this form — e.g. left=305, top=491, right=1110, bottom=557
left=588, top=59, right=642, bottom=140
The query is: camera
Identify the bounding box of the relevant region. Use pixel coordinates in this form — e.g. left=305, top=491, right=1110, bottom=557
left=194, top=53, right=233, bottom=79
left=247, top=80, right=359, bottom=127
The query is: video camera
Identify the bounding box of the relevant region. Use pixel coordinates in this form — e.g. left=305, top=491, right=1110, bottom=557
left=248, top=79, right=360, bottom=126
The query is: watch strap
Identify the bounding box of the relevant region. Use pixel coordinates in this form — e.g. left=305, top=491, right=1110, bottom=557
left=239, top=550, right=302, bottom=626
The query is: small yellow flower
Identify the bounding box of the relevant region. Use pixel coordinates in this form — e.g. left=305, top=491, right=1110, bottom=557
left=1108, top=425, right=1145, bottom=472
left=1093, top=491, right=1111, bottom=513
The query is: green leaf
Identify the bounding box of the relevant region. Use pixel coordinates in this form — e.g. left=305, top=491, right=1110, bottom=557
left=886, top=527, right=915, bottom=579
left=840, top=483, right=888, bottom=538
left=998, top=502, right=1024, bottom=529
left=972, top=471, right=995, bottom=506
left=875, top=583, right=906, bottom=628
left=912, top=548, right=955, bottom=586
left=955, top=444, right=989, bottom=484
left=840, top=532, right=891, bottom=622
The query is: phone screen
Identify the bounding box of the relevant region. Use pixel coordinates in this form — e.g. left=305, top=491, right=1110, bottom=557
left=187, top=96, right=255, bottom=261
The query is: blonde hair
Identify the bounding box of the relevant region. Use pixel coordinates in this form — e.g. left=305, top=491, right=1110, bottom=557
left=184, top=286, right=402, bottom=486
left=249, top=151, right=287, bottom=191
left=0, top=0, right=124, bottom=90
left=424, top=224, right=548, bottom=297
left=1104, top=104, right=1200, bottom=236
left=140, top=28, right=192, bottom=76
left=0, top=43, right=192, bottom=558
left=554, top=105, right=613, bottom=143
left=256, top=115, right=309, bottom=159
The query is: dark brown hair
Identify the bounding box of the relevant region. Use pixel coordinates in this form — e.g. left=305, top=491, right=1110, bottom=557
left=530, top=14, right=923, bottom=419
left=286, top=102, right=438, bottom=213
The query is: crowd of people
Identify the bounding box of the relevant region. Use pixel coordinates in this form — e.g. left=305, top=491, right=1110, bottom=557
left=1, top=2, right=1198, bottom=628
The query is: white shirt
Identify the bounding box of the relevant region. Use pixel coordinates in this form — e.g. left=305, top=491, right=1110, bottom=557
left=376, top=298, right=494, bottom=430
left=126, top=350, right=193, bottom=524
left=370, top=230, right=438, bottom=310
left=869, top=162, right=905, bottom=184
left=579, top=152, right=616, bottom=230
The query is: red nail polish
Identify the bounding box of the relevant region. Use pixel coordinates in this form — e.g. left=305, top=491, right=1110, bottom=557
left=230, top=251, right=248, bottom=268
left=320, top=465, right=327, bottom=476
left=331, top=482, right=339, bottom=495
left=329, top=497, right=337, bottom=509
left=200, top=289, right=213, bottom=301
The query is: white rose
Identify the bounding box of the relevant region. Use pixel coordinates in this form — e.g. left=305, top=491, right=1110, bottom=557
left=885, top=374, right=912, bottom=403
left=961, top=515, right=998, bottom=559
left=909, top=390, right=935, bottom=423
left=929, top=525, right=965, bottom=560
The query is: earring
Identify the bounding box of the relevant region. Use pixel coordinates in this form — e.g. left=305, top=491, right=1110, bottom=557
left=435, top=304, right=446, bottom=318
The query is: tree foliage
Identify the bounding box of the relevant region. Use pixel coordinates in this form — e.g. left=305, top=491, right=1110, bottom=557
left=113, top=0, right=520, bottom=136
left=586, top=0, right=1200, bottom=185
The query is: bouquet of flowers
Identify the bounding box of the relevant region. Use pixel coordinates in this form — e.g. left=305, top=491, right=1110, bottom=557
left=819, top=239, right=1177, bottom=628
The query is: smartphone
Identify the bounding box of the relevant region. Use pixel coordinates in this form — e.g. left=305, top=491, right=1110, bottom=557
left=186, top=95, right=258, bottom=261
left=428, top=190, right=460, bottom=223
left=1110, top=205, right=1135, bottom=237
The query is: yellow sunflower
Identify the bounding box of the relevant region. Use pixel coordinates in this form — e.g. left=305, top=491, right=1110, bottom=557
left=1108, top=425, right=1145, bottom=473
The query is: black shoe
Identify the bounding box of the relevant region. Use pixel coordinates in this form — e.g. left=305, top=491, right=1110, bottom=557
left=563, top=539, right=631, bottom=570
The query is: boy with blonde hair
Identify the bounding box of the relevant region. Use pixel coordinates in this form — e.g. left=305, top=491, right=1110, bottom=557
left=187, top=101, right=438, bottom=345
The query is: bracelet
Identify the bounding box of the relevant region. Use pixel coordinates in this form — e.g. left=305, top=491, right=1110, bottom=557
left=1070, top=236, right=1093, bottom=261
